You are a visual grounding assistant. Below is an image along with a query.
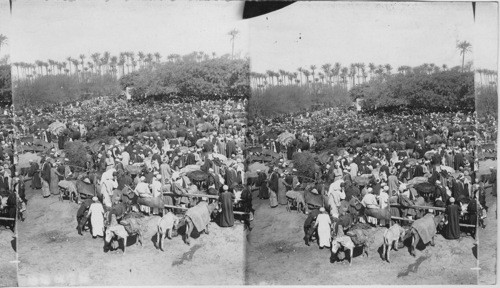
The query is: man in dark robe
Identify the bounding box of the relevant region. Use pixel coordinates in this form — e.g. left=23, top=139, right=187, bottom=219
left=224, top=166, right=238, bottom=190
left=41, top=158, right=52, bottom=197
left=219, top=185, right=235, bottom=227
left=444, top=197, right=460, bottom=239
left=413, top=161, right=425, bottom=177
left=453, top=151, right=464, bottom=171
left=268, top=168, right=279, bottom=195
left=303, top=208, right=321, bottom=246
left=256, top=171, right=269, bottom=199
left=489, top=167, right=497, bottom=197
left=185, top=150, right=196, bottom=166
left=29, top=160, right=42, bottom=189
left=226, top=139, right=236, bottom=158
left=240, top=184, right=254, bottom=227
left=207, top=169, right=221, bottom=194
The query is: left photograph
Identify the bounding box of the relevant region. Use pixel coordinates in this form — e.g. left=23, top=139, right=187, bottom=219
left=12, top=0, right=249, bottom=286
left=0, top=1, right=17, bottom=287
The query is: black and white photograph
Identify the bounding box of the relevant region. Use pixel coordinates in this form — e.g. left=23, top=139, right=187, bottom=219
left=11, top=0, right=248, bottom=286
left=1, top=0, right=499, bottom=287
left=244, top=1, right=497, bottom=285
left=0, top=0, right=17, bottom=287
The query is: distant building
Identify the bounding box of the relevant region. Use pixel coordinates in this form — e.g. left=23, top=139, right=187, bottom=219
left=355, top=98, right=364, bottom=112
left=125, top=87, right=133, bottom=100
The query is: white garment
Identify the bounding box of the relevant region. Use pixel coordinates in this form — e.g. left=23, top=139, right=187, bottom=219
left=121, top=151, right=130, bottom=166
left=151, top=180, right=162, bottom=198
left=101, top=168, right=116, bottom=183
left=88, top=202, right=105, bottom=237
left=315, top=213, right=332, bottom=248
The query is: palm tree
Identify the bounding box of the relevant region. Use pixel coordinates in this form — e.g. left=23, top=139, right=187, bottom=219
left=322, top=63, right=332, bottom=84
left=310, top=65, right=316, bottom=78
left=91, top=53, right=101, bottom=74
left=146, top=53, right=153, bottom=68
left=266, top=70, right=274, bottom=85
left=297, top=67, right=303, bottom=85
left=0, top=34, right=7, bottom=55
left=384, top=64, right=392, bottom=75
left=79, top=54, right=86, bottom=73
left=118, top=54, right=126, bottom=76
left=66, top=57, right=73, bottom=74
left=110, top=56, right=118, bottom=76
left=303, top=70, right=311, bottom=85
left=456, top=40, right=472, bottom=72
left=228, top=29, right=239, bottom=59
left=13, top=62, right=20, bottom=80
left=154, top=52, right=161, bottom=63
left=340, top=67, right=348, bottom=88
left=101, top=51, right=111, bottom=74
left=137, top=51, right=145, bottom=69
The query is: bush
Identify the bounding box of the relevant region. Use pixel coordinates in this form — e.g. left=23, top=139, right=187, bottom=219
left=13, top=74, right=121, bottom=107
left=248, top=83, right=351, bottom=117
left=292, top=152, right=317, bottom=180
left=64, top=140, right=90, bottom=170
left=119, top=57, right=250, bottom=101
left=476, top=85, right=498, bottom=118
left=350, top=70, right=474, bottom=112
left=0, top=64, right=12, bottom=106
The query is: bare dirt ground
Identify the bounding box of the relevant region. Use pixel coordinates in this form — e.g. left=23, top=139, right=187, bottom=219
left=246, top=192, right=478, bottom=285
left=478, top=159, right=497, bottom=285
left=0, top=227, right=17, bottom=287
left=17, top=181, right=245, bottom=286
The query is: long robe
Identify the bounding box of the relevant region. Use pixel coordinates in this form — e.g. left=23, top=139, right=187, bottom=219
left=277, top=178, right=288, bottom=205
left=88, top=202, right=105, bottom=237
left=219, top=191, right=235, bottom=227
left=269, top=189, right=278, bottom=207
left=444, top=204, right=460, bottom=239
left=41, top=162, right=51, bottom=197
left=315, top=213, right=331, bottom=248
left=50, top=168, right=59, bottom=195
left=30, top=163, right=42, bottom=189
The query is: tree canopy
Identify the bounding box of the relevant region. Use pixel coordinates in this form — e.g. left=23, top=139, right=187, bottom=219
left=120, top=56, right=250, bottom=101
left=0, top=64, right=12, bottom=106
left=349, top=70, right=474, bottom=112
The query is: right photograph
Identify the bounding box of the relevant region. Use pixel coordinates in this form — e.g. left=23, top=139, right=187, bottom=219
left=244, top=1, right=496, bottom=285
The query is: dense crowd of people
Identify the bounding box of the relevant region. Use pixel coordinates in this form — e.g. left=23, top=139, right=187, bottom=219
left=16, top=97, right=253, bottom=245
left=0, top=105, right=24, bottom=230
left=245, top=107, right=495, bottom=254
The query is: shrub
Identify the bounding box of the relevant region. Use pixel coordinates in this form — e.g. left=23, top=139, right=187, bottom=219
left=248, top=83, right=351, bottom=117
left=64, top=140, right=90, bottom=170
left=292, top=151, right=317, bottom=180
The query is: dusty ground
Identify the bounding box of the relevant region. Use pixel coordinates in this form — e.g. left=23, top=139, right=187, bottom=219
left=17, top=181, right=245, bottom=286
left=0, top=227, right=17, bottom=287
left=478, top=159, right=497, bottom=285
left=246, top=190, right=478, bottom=285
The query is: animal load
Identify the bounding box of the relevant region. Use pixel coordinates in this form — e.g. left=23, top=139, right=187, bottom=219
left=185, top=201, right=211, bottom=232
left=411, top=214, right=437, bottom=244
left=304, top=189, right=328, bottom=209
left=137, top=197, right=165, bottom=210
left=413, top=182, right=436, bottom=194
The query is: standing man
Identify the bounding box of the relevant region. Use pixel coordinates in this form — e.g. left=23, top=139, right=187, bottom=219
left=328, top=180, right=346, bottom=219
left=40, top=156, right=52, bottom=198
left=219, top=185, right=235, bottom=227
left=444, top=197, right=460, bottom=240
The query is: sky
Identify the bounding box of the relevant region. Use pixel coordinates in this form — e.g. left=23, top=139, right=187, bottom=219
left=0, top=0, right=10, bottom=59
left=249, top=1, right=497, bottom=73
left=474, top=1, right=498, bottom=71
left=8, top=0, right=249, bottom=63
